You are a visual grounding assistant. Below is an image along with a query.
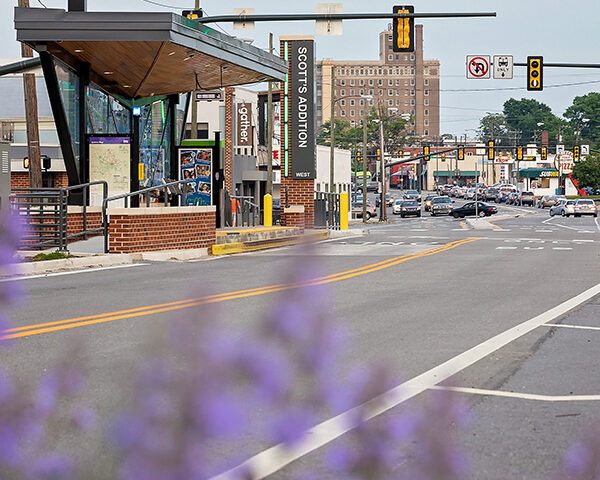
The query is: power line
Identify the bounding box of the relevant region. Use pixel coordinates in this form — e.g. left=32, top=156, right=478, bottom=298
left=138, top=0, right=188, bottom=9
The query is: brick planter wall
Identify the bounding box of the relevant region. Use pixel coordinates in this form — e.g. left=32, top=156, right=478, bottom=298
left=11, top=172, right=68, bottom=190
left=66, top=207, right=103, bottom=241
left=107, top=206, right=216, bottom=254
left=281, top=206, right=305, bottom=233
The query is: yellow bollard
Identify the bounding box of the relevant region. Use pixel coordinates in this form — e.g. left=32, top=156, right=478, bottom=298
left=264, top=194, right=273, bottom=227
left=340, top=192, right=348, bottom=230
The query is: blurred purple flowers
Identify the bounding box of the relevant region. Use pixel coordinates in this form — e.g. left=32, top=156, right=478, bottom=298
left=0, top=209, right=22, bottom=334
left=556, top=423, right=600, bottom=479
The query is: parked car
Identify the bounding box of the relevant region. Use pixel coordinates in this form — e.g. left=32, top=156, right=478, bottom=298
left=483, top=187, right=499, bottom=202
left=506, top=192, right=520, bottom=205
left=423, top=194, right=437, bottom=212
left=573, top=199, right=598, bottom=217
left=439, top=185, right=453, bottom=196
left=464, top=188, right=477, bottom=200
left=549, top=199, right=576, bottom=217
left=537, top=195, right=557, bottom=208
left=352, top=201, right=377, bottom=220
left=430, top=196, right=453, bottom=216
left=518, top=191, right=536, bottom=206
left=398, top=200, right=421, bottom=217
left=404, top=190, right=421, bottom=202
left=553, top=195, right=567, bottom=206
left=496, top=191, right=510, bottom=203
left=450, top=186, right=460, bottom=197
left=450, top=201, right=497, bottom=218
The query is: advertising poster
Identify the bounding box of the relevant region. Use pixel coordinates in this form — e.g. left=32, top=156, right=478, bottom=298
left=179, top=148, right=212, bottom=206
left=89, top=136, right=130, bottom=206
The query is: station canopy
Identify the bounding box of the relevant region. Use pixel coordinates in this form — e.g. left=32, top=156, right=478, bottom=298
left=15, top=7, right=288, bottom=99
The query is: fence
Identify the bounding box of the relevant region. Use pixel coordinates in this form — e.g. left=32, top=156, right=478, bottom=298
left=231, top=195, right=260, bottom=227
left=314, top=191, right=342, bottom=230
left=10, top=181, right=108, bottom=251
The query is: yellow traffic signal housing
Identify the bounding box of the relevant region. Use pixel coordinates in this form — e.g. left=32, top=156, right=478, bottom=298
left=487, top=140, right=495, bottom=161
left=441, top=153, right=446, bottom=162
left=182, top=9, right=203, bottom=20
left=423, top=145, right=430, bottom=161
left=457, top=147, right=464, bottom=161
left=540, top=147, right=547, bottom=160
left=357, top=151, right=361, bottom=161
left=376, top=148, right=381, bottom=161
left=527, top=56, right=543, bottom=91
left=392, top=5, right=414, bottom=53
left=574, top=146, right=580, bottom=161
left=516, top=146, right=524, bottom=161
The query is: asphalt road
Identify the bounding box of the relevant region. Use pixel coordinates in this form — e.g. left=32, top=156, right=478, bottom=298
left=2, top=196, right=600, bottom=479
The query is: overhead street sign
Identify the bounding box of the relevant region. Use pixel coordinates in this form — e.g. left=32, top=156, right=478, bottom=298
left=581, top=144, right=590, bottom=155
left=493, top=55, right=513, bottom=79
left=556, top=144, right=565, bottom=155
left=316, top=3, right=343, bottom=36
left=467, top=55, right=490, bottom=79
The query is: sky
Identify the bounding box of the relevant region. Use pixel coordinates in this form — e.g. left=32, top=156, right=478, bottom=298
left=3, top=0, right=600, bottom=137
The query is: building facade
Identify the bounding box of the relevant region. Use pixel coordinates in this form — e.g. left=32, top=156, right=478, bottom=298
left=317, top=24, right=440, bottom=140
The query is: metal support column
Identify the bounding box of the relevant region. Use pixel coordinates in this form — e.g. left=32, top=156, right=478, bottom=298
left=76, top=61, right=89, bottom=205
left=130, top=111, right=140, bottom=207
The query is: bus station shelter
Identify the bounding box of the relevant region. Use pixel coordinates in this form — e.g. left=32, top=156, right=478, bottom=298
left=14, top=4, right=287, bottom=207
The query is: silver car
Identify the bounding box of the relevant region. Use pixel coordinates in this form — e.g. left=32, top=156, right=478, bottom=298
left=549, top=199, right=576, bottom=217
left=573, top=199, right=598, bottom=217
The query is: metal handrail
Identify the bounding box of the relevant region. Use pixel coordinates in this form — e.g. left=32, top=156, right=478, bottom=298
left=101, top=180, right=194, bottom=253
left=231, top=195, right=259, bottom=227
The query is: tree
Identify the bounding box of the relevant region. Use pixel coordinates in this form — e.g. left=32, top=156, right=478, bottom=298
left=317, top=119, right=362, bottom=150
left=366, top=107, right=409, bottom=153
left=572, top=154, right=600, bottom=191
left=477, top=113, right=509, bottom=143
left=502, top=98, right=564, bottom=146
left=564, top=93, right=600, bottom=149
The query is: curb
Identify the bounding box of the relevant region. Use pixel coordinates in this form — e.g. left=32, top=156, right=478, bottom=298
left=130, top=248, right=210, bottom=262
left=465, top=218, right=496, bottom=230
left=7, top=254, right=133, bottom=278
left=212, top=231, right=329, bottom=256
left=328, top=229, right=368, bottom=239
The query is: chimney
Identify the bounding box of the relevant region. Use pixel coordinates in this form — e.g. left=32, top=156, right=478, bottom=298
left=541, top=130, right=549, bottom=147
left=68, top=0, right=87, bottom=12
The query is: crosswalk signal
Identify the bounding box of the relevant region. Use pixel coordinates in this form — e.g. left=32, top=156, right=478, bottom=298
left=423, top=145, right=430, bottom=162
left=392, top=5, right=414, bottom=53
left=540, top=146, right=547, bottom=160
left=487, top=140, right=495, bottom=161
left=574, top=146, right=580, bottom=161
left=516, top=146, right=524, bottom=161
left=457, top=147, right=464, bottom=161
left=527, top=56, right=543, bottom=91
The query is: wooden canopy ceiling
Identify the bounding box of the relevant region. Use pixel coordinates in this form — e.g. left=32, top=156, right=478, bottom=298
left=15, top=7, right=288, bottom=100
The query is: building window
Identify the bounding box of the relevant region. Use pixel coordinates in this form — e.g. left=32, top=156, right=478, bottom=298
left=424, top=99, right=429, bottom=106
left=341, top=100, right=346, bottom=106
left=396, top=99, right=400, bottom=105
left=411, top=99, right=415, bottom=106
left=424, top=119, right=429, bottom=126
left=350, top=99, right=355, bottom=106
left=411, top=68, right=415, bottom=75
left=404, top=80, right=408, bottom=86
left=360, top=89, right=364, bottom=95
left=350, top=79, right=355, bottom=86
left=411, top=109, right=415, bottom=114
left=425, top=130, right=429, bottom=136
left=341, top=89, right=346, bottom=96
left=424, top=109, right=429, bottom=116
left=388, top=79, right=393, bottom=86
left=378, top=68, right=383, bottom=75
left=359, top=99, right=364, bottom=106
left=388, top=54, right=393, bottom=60
left=360, top=69, right=364, bottom=75
left=410, top=90, right=415, bottom=96
left=350, top=110, right=355, bottom=116
left=405, top=100, right=409, bottom=106
left=424, top=79, right=429, bottom=86
left=340, top=79, right=346, bottom=86
left=341, top=110, right=346, bottom=116
left=424, top=68, right=429, bottom=75
left=369, top=79, right=374, bottom=86
left=395, top=54, right=400, bottom=60
left=404, top=55, right=408, bottom=61
left=388, top=89, right=393, bottom=96
left=388, top=34, right=393, bottom=41
left=424, top=89, right=429, bottom=96
left=378, top=79, right=383, bottom=86
left=388, top=100, right=393, bottom=106
left=359, top=79, right=364, bottom=86
left=410, top=79, right=415, bottom=86
left=350, top=69, right=355, bottom=76
left=369, top=89, right=374, bottom=95
left=369, top=99, right=374, bottom=106
left=350, top=89, right=355, bottom=95
left=360, top=109, right=364, bottom=116
left=396, top=79, right=400, bottom=86
left=369, top=69, right=374, bottom=75
left=410, top=54, right=415, bottom=61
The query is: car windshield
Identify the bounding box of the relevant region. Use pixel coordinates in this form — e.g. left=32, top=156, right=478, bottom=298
left=394, top=200, right=403, bottom=205
left=406, top=190, right=418, bottom=195
left=403, top=201, right=418, bottom=206
left=433, top=197, right=451, bottom=204
left=578, top=200, right=594, bottom=205
left=522, top=192, right=533, bottom=195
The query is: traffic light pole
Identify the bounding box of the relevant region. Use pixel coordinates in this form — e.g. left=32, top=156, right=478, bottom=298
left=362, top=120, right=367, bottom=223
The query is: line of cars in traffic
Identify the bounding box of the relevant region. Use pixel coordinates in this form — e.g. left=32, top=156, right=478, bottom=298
left=392, top=191, right=497, bottom=218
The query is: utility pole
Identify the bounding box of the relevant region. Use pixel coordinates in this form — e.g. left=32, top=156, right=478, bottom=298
left=378, top=104, right=386, bottom=221
left=329, top=65, right=335, bottom=192
left=266, top=33, right=273, bottom=196
left=19, top=0, right=42, bottom=189
left=362, top=119, right=367, bottom=222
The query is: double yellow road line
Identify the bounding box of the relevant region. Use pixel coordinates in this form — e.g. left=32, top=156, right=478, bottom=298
left=3, top=238, right=478, bottom=341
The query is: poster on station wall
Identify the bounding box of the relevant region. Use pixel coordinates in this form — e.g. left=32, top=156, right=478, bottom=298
left=89, top=136, right=131, bottom=206
left=179, top=148, right=212, bottom=206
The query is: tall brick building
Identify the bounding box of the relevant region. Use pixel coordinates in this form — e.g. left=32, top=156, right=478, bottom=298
left=316, top=24, right=440, bottom=140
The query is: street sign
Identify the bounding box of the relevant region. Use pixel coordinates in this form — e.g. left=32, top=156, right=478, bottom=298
left=467, top=55, right=490, bottom=79
left=233, top=8, right=255, bottom=30
left=316, top=3, right=343, bottom=36
left=581, top=144, right=590, bottom=155
left=556, top=144, right=565, bottom=155
left=493, top=55, right=513, bottom=79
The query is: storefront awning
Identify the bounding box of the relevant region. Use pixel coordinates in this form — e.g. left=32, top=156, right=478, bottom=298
left=15, top=7, right=288, bottom=99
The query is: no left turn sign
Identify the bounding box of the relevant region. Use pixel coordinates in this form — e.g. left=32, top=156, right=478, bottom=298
left=467, top=55, right=491, bottom=79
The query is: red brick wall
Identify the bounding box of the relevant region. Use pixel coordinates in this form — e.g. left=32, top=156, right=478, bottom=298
left=108, top=208, right=216, bottom=254
left=67, top=211, right=103, bottom=240
left=224, top=87, right=235, bottom=195
left=281, top=210, right=305, bottom=234
left=11, top=172, right=69, bottom=190
left=280, top=38, right=315, bottom=229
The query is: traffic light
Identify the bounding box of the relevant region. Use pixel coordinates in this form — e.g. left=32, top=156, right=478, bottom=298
left=457, top=147, right=464, bottom=161
left=376, top=148, right=381, bottom=161
left=182, top=9, right=203, bottom=19
left=516, top=146, right=524, bottom=161
left=487, top=140, right=495, bottom=161
left=423, top=145, right=430, bottom=161
left=357, top=150, right=361, bottom=162
left=441, top=153, right=446, bottom=162
left=392, top=5, right=414, bottom=53
left=41, top=155, right=51, bottom=171
left=527, top=56, right=543, bottom=91
left=23, top=157, right=29, bottom=169
left=574, top=146, right=580, bottom=161
left=540, top=146, right=547, bottom=160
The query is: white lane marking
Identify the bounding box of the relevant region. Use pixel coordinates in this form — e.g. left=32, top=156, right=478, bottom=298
left=542, top=217, right=555, bottom=224
left=536, top=230, right=554, bottom=233
left=574, top=239, right=595, bottom=243
left=430, top=386, right=600, bottom=402
left=0, top=263, right=147, bottom=283
left=523, top=246, right=544, bottom=250
left=595, top=216, right=600, bottom=232
left=211, top=282, right=600, bottom=480
left=577, top=231, right=595, bottom=234
left=551, top=222, right=586, bottom=232
left=543, top=324, right=600, bottom=332
left=496, top=247, right=517, bottom=250
left=552, top=247, right=573, bottom=251
left=409, top=229, right=428, bottom=232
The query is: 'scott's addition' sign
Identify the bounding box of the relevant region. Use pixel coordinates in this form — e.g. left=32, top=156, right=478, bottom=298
left=290, top=40, right=316, bottom=179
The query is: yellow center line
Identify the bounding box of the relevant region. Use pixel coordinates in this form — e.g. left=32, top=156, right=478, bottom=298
left=3, top=238, right=479, bottom=340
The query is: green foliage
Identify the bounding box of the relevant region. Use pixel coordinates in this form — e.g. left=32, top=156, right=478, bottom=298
left=317, top=119, right=362, bottom=150
left=502, top=98, right=564, bottom=146
left=477, top=113, right=509, bottom=143
left=563, top=92, right=600, bottom=149
left=31, top=251, right=70, bottom=262
left=572, top=154, right=600, bottom=191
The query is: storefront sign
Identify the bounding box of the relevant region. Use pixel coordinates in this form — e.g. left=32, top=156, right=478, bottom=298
left=236, top=103, right=253, bottom=147
left=289, top=40, right=316, bottom=179
left=539, top=170, right=559, bottom=178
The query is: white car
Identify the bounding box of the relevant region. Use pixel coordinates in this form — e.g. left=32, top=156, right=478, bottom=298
left=549, top=199, right=575, bottom=217
left=392, top=199, right=404, bottom=215
left=464, top=188, right=477, bottom=200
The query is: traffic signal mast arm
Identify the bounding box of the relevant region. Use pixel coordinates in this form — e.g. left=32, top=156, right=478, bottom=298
left=386, top=147, right=458, bottom=168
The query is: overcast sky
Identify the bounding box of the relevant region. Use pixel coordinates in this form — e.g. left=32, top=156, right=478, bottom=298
left=3, top=0, right=600, bottom=137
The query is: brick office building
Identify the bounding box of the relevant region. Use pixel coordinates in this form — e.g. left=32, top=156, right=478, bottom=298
left=317, top=24, right=440, bottom=140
